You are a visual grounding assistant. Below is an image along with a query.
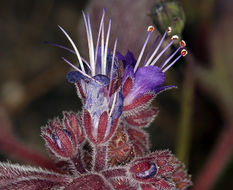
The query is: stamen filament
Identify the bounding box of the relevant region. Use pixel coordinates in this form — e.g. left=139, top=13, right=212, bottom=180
left=160, top=46, right=181, bottom=69
left=62, top=57, right=92, bottom=80
left=134, top=31, right=153, bottom=72
left=44, top=41, right=75, bottom=54
left=82, top=12, right=95, bottom=76
left=162, top=54, right=182, bottom=72
left=103, top=20, right=111, bottom=75
left=82, top=12, right=92, bottom=71
left=109, top=92, right=118, bottom=116
left=87, top=14, right=96, bottom=75
left=45, top=41, right=91, bottom=70
left=143, top=35, right=159, bottom=65
left=58, top=25, right=85, bottom=72
left=94, top=10, right=105, bottom=69
left=109, top=39, right=118, bottom=96
left=144, top=30, right=168, bottom=67
left=101, top=20, right=105, bottom=73
left=62, top=57, right=102, bottom=85
left=150, top=39, right=175, bottom=66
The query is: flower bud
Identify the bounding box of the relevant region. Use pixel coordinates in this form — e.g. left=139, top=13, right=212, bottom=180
left=150, top=0, right=185, bottom=37
left=42, top=112, right=84, bottom=160
left=63, top=111, right=84, bottom=144
left=128, top=150, right=192, bottom=189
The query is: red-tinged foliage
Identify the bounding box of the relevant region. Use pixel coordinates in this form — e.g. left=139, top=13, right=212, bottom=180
left=97, top=111, right=109, bottom=143
left=128, top=107, right=158, bottom=120
left=141, top=184, right=160, bottom=190
left=0, top=9, right=192, bottom=190
left=94, top=145, right=107, bottom=172
left=101, top=168, right=127, bottom=179
left=110, top=178, right=138, bottom=190
left=123, top=93, right=155, bottom=112
left=123, top=77, right=133, bottom=97
left=104, top=118, right=119, bottom=142
left=41, top=112, right=84, bottom=160
left=125, top=117, right=149, bottom=127
left=63, top=112, right=84, bottom=144
left=124, top=107, right=158, bottom=128
left=82, top=149, right=93, bottom=171
left=55, top=128, right=74, bottom=155
left=127, top=151, right=191, bottom=189
left=127, top=127, right=149, bottom=156
left=0, top=163, right=71, bottom=189
left=64, top=174, right=113, bottom=190
left=108, top=125, right=149, bottom=166
left=83, top=109, right=96, bottom=143
left=48, top=119, right=63, bottom=129
left=42, top=134, right=67, bottom=159
left=108, top=126, right=133, bottom=166
left=84, top=109, right=120, bottom=144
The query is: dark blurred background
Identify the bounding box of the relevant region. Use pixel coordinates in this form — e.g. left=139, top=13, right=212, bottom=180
left=0, top=0, right=232, bottom=189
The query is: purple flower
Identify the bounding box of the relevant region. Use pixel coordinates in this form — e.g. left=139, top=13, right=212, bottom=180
left=57, top=10, right=123, bottom=144
left=118, top=26, right=187, bottom=107
left=0, top=9, right=192, bottom=190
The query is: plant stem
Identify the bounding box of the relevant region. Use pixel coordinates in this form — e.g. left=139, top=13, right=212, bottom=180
left=175, top=54, right=195, bottom=163
left=94, top=145, right=107, bottom=172
left=191, top=126, right=233, bottom=190
left=71, top=150, right=86, bottom=174
left=0, top=133, right=57, bottom=171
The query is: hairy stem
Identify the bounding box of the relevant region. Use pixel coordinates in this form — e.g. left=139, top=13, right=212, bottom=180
left=94, top=145, right=107, bottom=172
left=101, top=167, right=127, bottom=178
left=71, top=150, right=86, bottom=174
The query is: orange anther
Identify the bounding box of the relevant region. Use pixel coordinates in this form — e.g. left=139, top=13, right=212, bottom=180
left=171, top=35, right=179, bottom=40
left=180, top=40, right=186, bottom=48
left=167, top=26, right=172, bottom=34
left=181, top=49, right=188, bottom=56
left=147, top=26, right=155, bottom=32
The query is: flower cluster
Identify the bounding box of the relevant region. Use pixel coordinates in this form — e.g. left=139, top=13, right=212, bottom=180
left=0, top=10, right=191, bottom=189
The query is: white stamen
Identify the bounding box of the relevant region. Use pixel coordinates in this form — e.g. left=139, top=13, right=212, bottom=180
left=94, top=10, right=105, bottom=69
left=109, top=92, right=118, bottom=116
left=81, top=57, right=91, bottom=70
left=162, top=54, right=182, bottom=72
left=62, top=57, right=91, bottom=79
left=167, top=26, right=172, bottom=34
left=103, top=20, right=111, bottom=75
left=101, top=21, right=105, bottom=73
left=62, top=57, right=102, bottom=85
left=109, top=39, right=118, bottom=97
left=171, top=35, right=179, bottom=40
left=143, top=35, right=159, bottom=65
left=150, top=39, right=175, bottom=66
left=144, top=30, right=168, bottom=67
left=161, top=46, right=181, bottom=69
left=82, top=12, right=94, bottom=76
left=109, top=39, right=118, bottom=86
left=87, top=14, right=95, bottom=75
left=134, top=31, right=153, bottom=72
left=58, top=25, right=85, bottom=72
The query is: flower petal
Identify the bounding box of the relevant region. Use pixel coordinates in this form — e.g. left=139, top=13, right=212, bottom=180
left=124, top=66, right=165, bottom=105
left=66, top=71, right=86, bottom=83
left=134, top=66, right=165, bottom=94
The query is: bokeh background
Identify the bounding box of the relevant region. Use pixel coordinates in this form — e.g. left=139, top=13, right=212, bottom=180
left=0, top=0, right=232, bottom=189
